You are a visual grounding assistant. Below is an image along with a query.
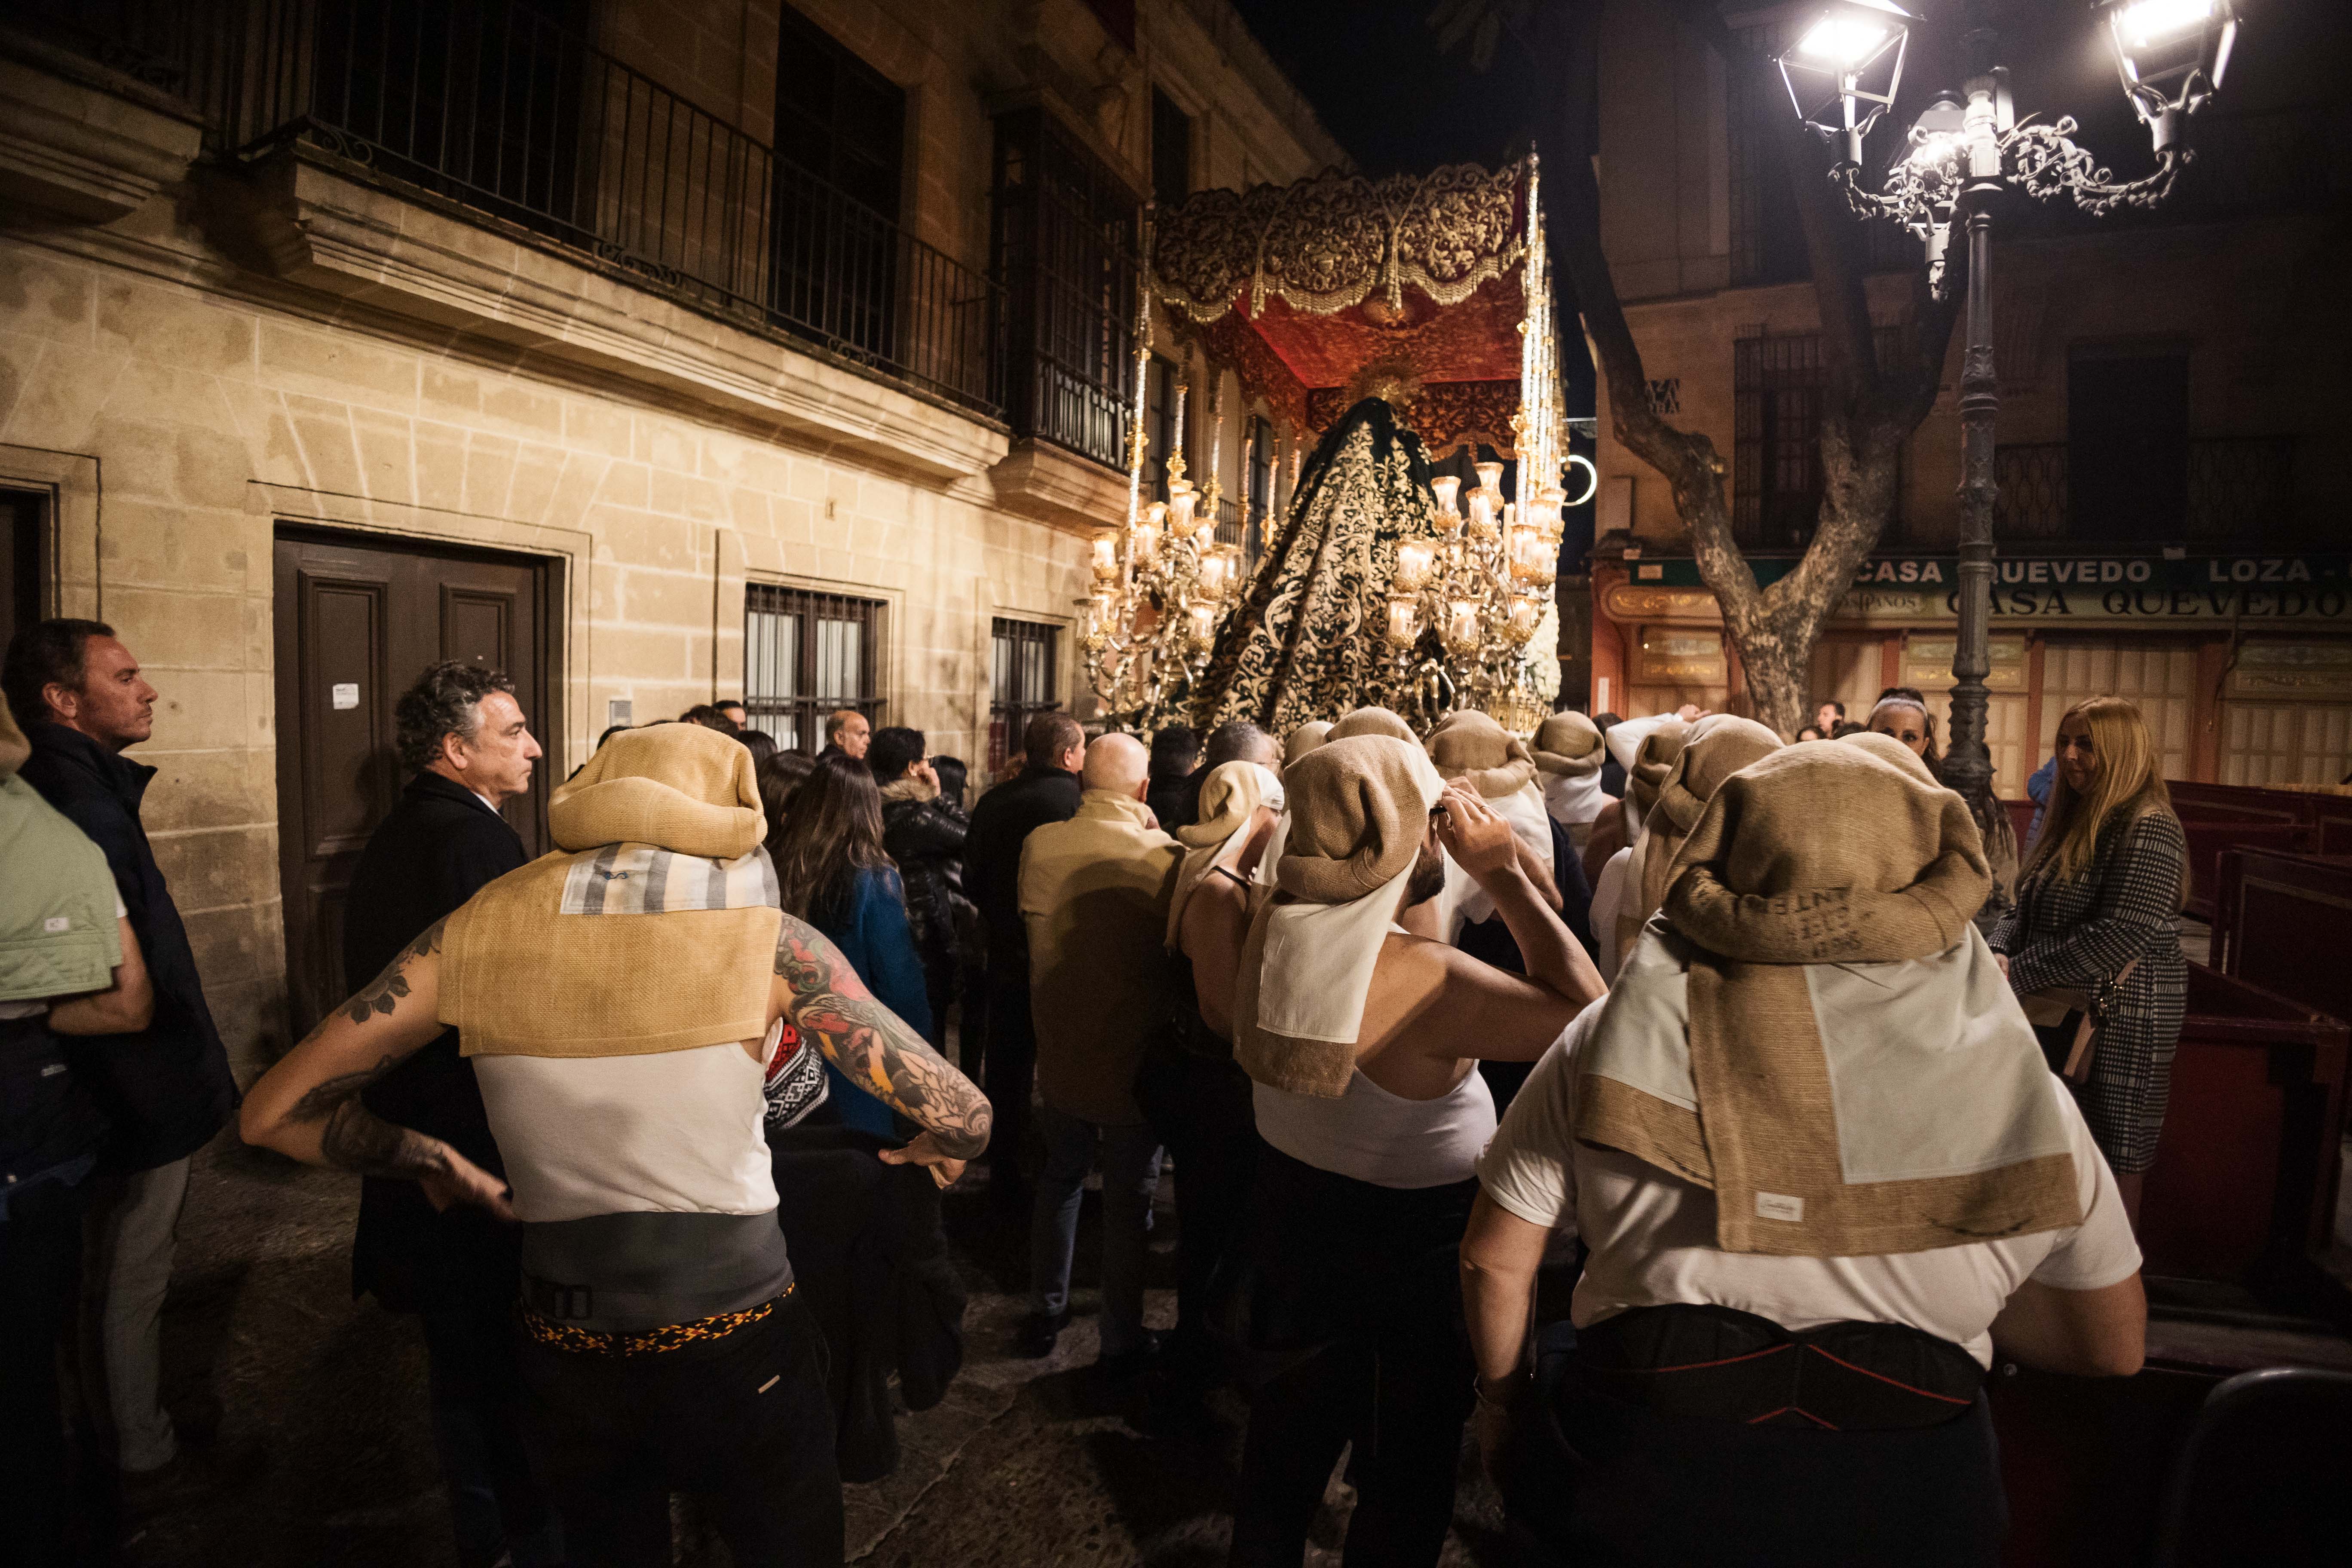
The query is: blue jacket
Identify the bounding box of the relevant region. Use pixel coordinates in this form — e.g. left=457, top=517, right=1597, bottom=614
left=2025, top=756, right=2058, bottom=851
left=17, top=722, right=237, bottom=1170
left=814, top=865, right=933, bottom=1137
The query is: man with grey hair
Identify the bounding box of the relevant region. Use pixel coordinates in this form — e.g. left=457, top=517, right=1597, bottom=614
left=1014, top=732, right=1183, bottom=1369
left=339, top=658, right=557, bottom=1568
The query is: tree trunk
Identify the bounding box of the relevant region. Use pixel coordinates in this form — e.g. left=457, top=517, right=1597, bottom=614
left=1537, top=1, right=1958, bottom=735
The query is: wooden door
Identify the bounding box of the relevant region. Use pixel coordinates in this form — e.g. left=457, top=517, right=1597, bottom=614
left=273, top=529, right=551, bottom=1034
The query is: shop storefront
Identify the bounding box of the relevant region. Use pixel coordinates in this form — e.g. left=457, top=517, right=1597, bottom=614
left=1589, top=551, right=2352, bottom=794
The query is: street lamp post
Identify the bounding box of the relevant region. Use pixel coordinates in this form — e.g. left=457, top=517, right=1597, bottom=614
left=1778, top=0, right=2241, bottom=811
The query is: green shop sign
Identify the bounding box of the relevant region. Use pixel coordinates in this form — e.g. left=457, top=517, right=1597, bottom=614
left=1620, top=553, right=2352, bottom=624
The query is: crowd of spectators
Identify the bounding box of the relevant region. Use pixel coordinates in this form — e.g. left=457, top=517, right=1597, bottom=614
left=1, top=612, right=2198, bottom=1565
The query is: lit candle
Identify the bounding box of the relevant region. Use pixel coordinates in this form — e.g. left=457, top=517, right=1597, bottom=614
left=1145, top=500, right=1169, bottom=530
left=1132, top=518, right=1162, bottom=567
left=1447, top=598, right=1481, bottom=649
left=1197, top=550, right=1231, bottom=598
left=1430, top=475, right=1461, bottom=518
left=1091, top=530, right=1120, bottom=582
left=1396, top=538, right=1435, bottom=591
left=1172, top=383, right=1188, bottom=462
left=1508, top=594, right=1542, bottom=642
left=1475, top=459, right=1504, bottom=494
left=1168, top=488, right=1200, bottom=537
left=1386, top=596, right=1421, bottom=648
left=1466, top=488, right=1495, bottom=536
left=1188, top=601, right=1217, bottom=645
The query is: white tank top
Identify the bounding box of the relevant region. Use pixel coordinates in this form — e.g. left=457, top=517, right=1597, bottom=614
left=1254, top=1064, right=1497, bottom=1190
left=474, top=1026, right=781, bottom=1224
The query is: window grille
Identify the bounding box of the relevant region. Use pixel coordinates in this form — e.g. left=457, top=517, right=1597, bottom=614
left=988, top=618, right=1061, bottom=778
left=744, top=585, right=883, bottom=755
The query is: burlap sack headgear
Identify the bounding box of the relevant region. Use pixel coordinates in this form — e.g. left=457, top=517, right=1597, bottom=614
left=1237, top=734, right=1443, bottom=1097
left=548, top=722, right=766, bottom=859
left=1532, top=711, right=1603, bottom=778
left=1428, top=710, right=1536, bottom=800
left=1578, top=741, right=2072, bottom=1259
left=1624, top=717, right=1690, bottom=822
left=443, top=722, right=780, bottom=1061
left=1328, top=706, right=1419, bottom=744
left=1273, top=735, right=1427, bottom=903
left=1627, top=714, right=1781, bottom=953
left=1838, top=727, right=1938, bottom=785
left=1167, top=760, right=1283, bottom=947
left=1283, top=721, right=1333, bottom=767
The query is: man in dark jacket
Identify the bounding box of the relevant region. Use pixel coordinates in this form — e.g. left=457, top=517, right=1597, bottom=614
left=870, top=727, right=969, bottom=1054
left=1146, top=726, right=1197, bottom=831
left=961, top=710, right=1084, bottom=1204
left=3, top=619, right=239, bottom=1508
left=340, top=659, right=558, bottom=1568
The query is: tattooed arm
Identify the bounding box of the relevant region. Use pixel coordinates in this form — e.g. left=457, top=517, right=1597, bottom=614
left=773, top=913, right=992, bottom=1177
left=239, top=922, right=513, bottom=1217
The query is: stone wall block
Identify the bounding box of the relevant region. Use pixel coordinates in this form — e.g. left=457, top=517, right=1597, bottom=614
left=461, top=431, right=518, bottom=519
left=259, top=320, right=417, bottom=408
left=287, top=405, right=364, bottom=497
left=0, top=248, right=96, bottom=341
left=616, top=566, right=713, bottom=629
left=504, top=440, right=569, bottom=525
left=142, top=668, right=252, bottom=750
left=596, top=459, right=652, bottom=511
left=480, top=377, right=565, bottom=439
left=105, top=583, right=245, bottom=673
left=98, top=499, right=251, bottom=593
left=171, top=425, right=256, bottom=511
left=204, top=975, right=284, bottom=1084
left=149, top=824, right=278, bottom=913
left=96, top=278, right=252, bottom=373
left=349, top=409, right=417, bottom=505
left=410, top=420, right=469, bottom=512
left=542, top=451, right=607, bottom=528
left=593, top=623, right=695, bottom=682
left=421, top=362, right=483, bottom=416
left=180, top=903, right=265, bottom=990
left=563, top=396, right=632, bottom=454
left=4, top=344, right=120, bottom=450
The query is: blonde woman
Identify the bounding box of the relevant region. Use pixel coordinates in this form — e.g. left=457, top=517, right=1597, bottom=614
left=1992, top=697, right=2189, bottom=1220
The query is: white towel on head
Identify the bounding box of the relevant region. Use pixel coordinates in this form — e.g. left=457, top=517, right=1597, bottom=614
left=1542, top=769, right=1608, bottom=828
left=1255, top=743, right=1446, bottom=1045
left=1604, top=713, right=1673, bottom=777
left=1446, top=781, right=1556, bottom=937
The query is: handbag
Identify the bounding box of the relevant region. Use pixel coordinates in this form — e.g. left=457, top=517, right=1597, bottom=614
left=2019, top=959, right=2137, bottom=1086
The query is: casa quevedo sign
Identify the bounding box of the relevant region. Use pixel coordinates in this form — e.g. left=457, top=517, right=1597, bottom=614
left=1611, top=553, right=2352, bottom=627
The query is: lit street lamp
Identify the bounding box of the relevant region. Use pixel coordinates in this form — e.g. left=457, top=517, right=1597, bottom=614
left=1780, top=0, right=2239, bottom=812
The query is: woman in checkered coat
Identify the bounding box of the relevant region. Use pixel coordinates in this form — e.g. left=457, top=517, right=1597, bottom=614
left=1993, top=696, right=2189, bottom=1220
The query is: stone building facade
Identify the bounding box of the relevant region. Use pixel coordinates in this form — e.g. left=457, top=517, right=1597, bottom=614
left=1579, top=1, right=2350, bottom=794
left=0, top=0, right=1344, bottom=1076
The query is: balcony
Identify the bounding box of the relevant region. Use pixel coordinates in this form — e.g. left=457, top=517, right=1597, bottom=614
left=20, top=0, right=1004, bottom=423
left=1994, top=439, right=2299, bottom=544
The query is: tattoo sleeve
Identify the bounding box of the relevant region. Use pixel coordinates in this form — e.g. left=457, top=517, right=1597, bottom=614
left=775, top=914, right=993, bottom=1159
left=284, top=921, right=453, bottom=1181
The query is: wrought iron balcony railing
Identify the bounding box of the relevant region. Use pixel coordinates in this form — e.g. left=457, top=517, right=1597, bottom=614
left=20, top=0, right=1004, bottom=420
left=1995, top=439, right=2299, bottom=543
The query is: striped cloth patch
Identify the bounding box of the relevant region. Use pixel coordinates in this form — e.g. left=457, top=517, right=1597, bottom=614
left=558, top=843, right=781, bottom=916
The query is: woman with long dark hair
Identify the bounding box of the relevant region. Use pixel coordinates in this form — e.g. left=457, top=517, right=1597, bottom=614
left=1994, top=696, right=2189, bottom=1221
left=770, top=754, right=933, bottom=1136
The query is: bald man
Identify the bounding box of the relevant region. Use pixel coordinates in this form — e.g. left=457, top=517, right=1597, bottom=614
left=1013, top=733, right=1184, bottom=1368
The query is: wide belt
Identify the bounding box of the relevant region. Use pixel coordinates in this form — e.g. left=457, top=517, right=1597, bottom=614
left=519, top=1209, right=791, bottom=1334
left=1569, top=1303, right=1983, bottom=1431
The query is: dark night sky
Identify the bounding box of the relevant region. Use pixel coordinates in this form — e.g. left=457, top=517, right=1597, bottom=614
left=1228, top=0, right=1549, bottom=176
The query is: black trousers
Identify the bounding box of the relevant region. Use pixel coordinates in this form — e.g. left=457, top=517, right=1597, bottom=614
left=1505, top=1373, right=2006, bottom=1568
left=517, top=1290, right=843, bottom=1568
left=981, top=967, right=1034, bottom=1177
left=1228, top=1148, right=1479, bottom=1568
left=420, top=1296, right=561, bottom=1568
left=0, top=1174, right=89, bottom=1568
left=1134, top=1038, right=1257, bottom=1392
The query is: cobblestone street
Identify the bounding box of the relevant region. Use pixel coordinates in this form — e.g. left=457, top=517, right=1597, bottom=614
left=112, top=1136, right=1505, bottom=1568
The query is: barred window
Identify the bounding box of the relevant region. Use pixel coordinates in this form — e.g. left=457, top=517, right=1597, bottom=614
left=1733, top=330, right=1824, bottom=548
left=744, top=585, right=883, bottom=755
left=988, top=617, right=1060, bottom=778
left=1246, top=415, right=1275, bottom=565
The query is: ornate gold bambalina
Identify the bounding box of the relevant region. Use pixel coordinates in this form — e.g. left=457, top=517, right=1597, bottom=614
left=1081, top=154, right=1581, bottom=736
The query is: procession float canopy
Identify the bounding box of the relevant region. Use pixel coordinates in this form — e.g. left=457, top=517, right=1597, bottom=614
left=1080, top=154, right=1577, bottom=735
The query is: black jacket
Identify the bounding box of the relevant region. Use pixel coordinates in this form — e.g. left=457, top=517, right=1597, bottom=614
left=17, top=722, right=236, bottom=1171
left=1147, top=773, right=1195, bottom=834
left=339, top=770, right=528, bottom=1308
left=962, top=764, right=1081, bottom=969
left=879, top=790, right=968, bottom=969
